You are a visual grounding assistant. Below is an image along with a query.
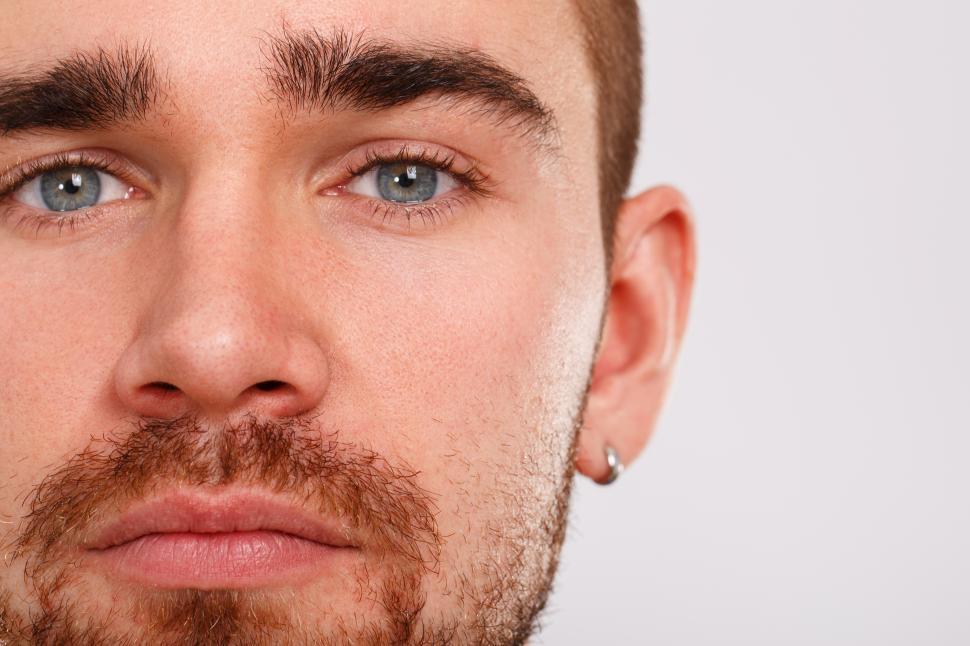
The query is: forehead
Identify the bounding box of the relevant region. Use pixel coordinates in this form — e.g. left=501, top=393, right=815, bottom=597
left=0, top=0, right=591, bottom=129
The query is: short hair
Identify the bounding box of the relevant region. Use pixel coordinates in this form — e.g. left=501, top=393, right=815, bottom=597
left=571, top=0, right=643, bottom=261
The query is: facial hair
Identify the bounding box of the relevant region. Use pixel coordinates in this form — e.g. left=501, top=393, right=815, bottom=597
left=0, top=414, right=577, bottom=645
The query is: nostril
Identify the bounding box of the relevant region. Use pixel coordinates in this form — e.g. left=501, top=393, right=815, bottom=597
left=254, top=380, right=286, bottom=392
left=147, top=381, right=179, bottom=392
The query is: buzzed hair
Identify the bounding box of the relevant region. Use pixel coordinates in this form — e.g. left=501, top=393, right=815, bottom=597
left=572, top=0, right=643, bottom=260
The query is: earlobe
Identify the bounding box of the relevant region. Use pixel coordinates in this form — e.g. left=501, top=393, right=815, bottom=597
left=576, top=185, right=696, bottom=484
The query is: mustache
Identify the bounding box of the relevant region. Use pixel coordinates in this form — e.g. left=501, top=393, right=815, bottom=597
left=8, top=415, right=441, bottom=572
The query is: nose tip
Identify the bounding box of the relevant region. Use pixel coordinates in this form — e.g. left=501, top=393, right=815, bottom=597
left=114, top=297, right=330, bottom=422
left=109, top=167, right=332, bottom=423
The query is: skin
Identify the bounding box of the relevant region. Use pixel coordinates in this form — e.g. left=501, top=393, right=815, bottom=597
left=0, top=0, right=695, bottom=643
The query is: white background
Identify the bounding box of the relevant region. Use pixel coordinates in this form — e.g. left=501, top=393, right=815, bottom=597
left=541, top=1, right=970, bottom=644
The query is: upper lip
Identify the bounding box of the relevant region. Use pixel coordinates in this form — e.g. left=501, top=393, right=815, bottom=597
left=86, top=487, right=359, bottom=551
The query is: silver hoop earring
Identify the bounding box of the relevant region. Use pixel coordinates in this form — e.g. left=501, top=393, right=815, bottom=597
left=601, top=445, right=624, bottom=485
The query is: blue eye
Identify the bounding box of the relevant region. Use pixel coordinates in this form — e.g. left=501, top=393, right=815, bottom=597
left=347, top=161, right=458, bottom=204
left=377, top=163, right=438, bottom=203
left=13, top=165, right=132, bottom=212
left=38, top=166, right=101, bottom=211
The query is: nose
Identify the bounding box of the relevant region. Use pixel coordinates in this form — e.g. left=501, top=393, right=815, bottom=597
left=114, top=207, right=329, bottom=422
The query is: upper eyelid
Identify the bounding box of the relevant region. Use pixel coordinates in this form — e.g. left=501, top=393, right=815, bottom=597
left=348, top=154, right=455, bottom=180
left=0, top=150, right=146, bottom=198
left=331, top=141, right=494, bottom=193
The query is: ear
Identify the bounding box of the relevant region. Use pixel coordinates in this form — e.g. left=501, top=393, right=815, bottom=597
left=576, top=185, right=696, bottom=484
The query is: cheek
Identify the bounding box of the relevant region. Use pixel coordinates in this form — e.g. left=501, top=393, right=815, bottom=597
left=0, top=272, right=153, bottom=485
left=324, top=212, right=606, bottom=609
left=0, top=248, right=138, bottom=557
left=0, top=256, right=111, bottom=425
left=317, top=203, right=606, bottom=532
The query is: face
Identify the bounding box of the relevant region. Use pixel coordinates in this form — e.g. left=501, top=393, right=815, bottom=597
left=0, top=0, right=613, bottom=643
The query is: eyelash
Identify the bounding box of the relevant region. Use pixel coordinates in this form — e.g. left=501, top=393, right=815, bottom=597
left=342, top=146, right=493, bottom=228
left=0, top=146, right=493, bottom=236
left=0, top=152, right=134, bottom=235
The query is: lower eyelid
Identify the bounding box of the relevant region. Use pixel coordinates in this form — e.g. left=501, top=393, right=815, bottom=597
left=366, top=194, right=472, bottom=231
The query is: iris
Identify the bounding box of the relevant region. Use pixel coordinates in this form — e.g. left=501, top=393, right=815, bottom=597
left=376, top=163, right=438, bottom=203
left=39, top=166, right=101, bottom=211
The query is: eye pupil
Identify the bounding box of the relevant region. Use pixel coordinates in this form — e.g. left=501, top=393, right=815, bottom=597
left=394, top=165, right=419, bottom=189
left=60, top=172, right=84, bottom=195
left=40, top=166, right=101, bottom=211
left=377, top=163, right=437, bottom=203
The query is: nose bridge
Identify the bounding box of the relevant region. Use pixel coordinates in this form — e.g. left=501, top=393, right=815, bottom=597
left=114, top=180, right=329, bottom=421
left=163, top=216, right=281, bottom=373
left=152, top=98, right=298, bottom=308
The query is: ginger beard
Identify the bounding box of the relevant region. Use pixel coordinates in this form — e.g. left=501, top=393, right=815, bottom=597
left=0, top=406, right=581, bottom=645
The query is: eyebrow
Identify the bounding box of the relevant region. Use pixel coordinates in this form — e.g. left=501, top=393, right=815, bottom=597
left=0, top=45, right=159, bottom=135
left=0, top=33, right=558, bottom=146
left=263, top=29, right=558, bottom=145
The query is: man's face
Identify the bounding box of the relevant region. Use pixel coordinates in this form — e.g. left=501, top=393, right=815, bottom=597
left=0, top=0, right=608, bottom=643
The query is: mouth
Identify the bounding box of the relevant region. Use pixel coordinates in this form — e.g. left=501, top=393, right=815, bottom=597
left=85, top=488, right=359, bottom=589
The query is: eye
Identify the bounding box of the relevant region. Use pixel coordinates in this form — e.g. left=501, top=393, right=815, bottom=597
left=346, top=162, right=458, bottom=204
left=12, top=165, right=133, bottom=212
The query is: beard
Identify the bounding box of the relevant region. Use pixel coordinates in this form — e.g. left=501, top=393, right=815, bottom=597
left=0, top=413, right=577, bottom=645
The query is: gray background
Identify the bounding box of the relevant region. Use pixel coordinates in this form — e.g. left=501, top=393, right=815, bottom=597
left=540, top=1, right=970, bottom=644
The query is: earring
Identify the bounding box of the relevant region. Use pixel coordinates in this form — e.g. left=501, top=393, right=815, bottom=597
left=600, top=444, right=624, bottom=485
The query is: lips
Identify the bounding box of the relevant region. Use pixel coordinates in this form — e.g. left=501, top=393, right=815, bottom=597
left=85, top=488, right=359, bottom=589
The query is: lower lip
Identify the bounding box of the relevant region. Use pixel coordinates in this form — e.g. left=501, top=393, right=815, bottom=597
left=90, top=531, right=346, bottom=589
